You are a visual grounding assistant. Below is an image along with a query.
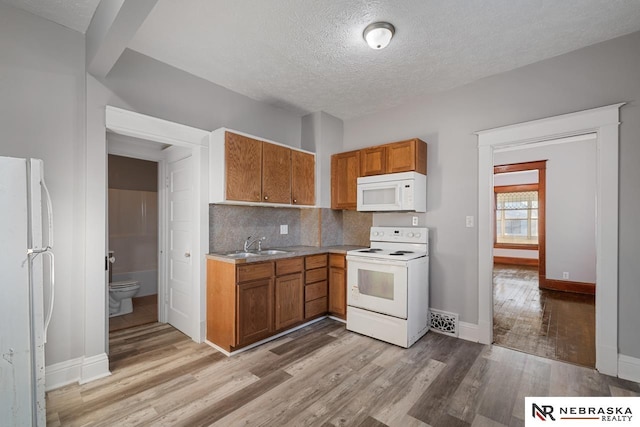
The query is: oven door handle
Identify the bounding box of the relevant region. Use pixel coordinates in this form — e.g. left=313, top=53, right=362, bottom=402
left=346, top=256, right=408, bottom=267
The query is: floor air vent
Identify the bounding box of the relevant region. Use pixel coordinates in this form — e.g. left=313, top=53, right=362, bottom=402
left=429, top=309, right=459, bottom=337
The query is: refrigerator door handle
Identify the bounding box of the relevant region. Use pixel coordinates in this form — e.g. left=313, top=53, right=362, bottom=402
left=29, top=249, right=55, bottom=342
left=41, top=250, right=55, bottom=343
left=40, top=177, right=54, bottom=249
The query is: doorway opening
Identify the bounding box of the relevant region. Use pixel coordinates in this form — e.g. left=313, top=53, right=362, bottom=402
left=107, top=153, right=159, bottom=332
left=477, top=104, right=622, bottom=375
left=490, top=140, right=597, bottom=368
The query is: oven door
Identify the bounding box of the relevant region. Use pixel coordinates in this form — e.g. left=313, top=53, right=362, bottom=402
left=346, top=256, right=407, bottom=319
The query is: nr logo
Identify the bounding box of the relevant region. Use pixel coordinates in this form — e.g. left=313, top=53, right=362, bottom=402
left=532, top=403, right=556, bottom=421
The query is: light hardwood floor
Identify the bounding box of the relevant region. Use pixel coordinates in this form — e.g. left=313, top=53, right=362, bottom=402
left=47, top=319, right=639, bottom=427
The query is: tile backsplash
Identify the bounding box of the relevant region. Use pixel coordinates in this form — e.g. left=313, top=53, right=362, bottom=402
left=209, top=204, right=372, bottom=253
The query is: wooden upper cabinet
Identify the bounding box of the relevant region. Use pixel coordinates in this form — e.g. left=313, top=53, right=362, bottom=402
left=212, top=129, right=316, bottom=206
left=331, top=150, right=360, bottom=210
left=360, top=146, right=387, bottom=176
left=386, top=138, right=427, bottom=175
left=262, top=142, right=291, bottom=204
left=225, top=132, right=262, bottom=202
left=291, top=150, right=315, bottom=206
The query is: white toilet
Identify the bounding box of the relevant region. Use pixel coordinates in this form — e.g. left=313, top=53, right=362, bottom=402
left=109, top=280, right=140, bottom=317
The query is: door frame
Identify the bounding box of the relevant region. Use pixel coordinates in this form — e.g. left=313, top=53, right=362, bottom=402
left=476, top=103, right=624, bottom=376
left=105, top=106, right=210, bottom=343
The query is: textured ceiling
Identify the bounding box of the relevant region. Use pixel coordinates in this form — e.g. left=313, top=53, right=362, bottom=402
left=127, top=0, right=640, bottom=119
left=6, top=0, right=640, bottom=120
left=2, top=0, right=100, bottom=33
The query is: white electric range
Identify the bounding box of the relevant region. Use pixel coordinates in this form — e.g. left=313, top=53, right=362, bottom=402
left=346, top=226, right=430, bottom=348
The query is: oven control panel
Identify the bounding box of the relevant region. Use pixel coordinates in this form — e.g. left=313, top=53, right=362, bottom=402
left=370, top=227, right=428, bottom=244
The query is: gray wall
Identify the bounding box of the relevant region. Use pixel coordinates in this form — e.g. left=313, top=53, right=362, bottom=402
left=343, top=31, right=640, bottom=358
left=0, top=3, right=86, bottom=366
left=495, top=140, right=597, bottom=283
left=104, top=49, right=302, bottom=148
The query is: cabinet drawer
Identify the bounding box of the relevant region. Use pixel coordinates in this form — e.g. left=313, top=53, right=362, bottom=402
left=237, top=262, right=274, bottom=283
left=305, top=297, right=327, bottom=319
left=329, top=254, right=345, bottom=268
left=305, top=254, right=327, bottom=270
left=276, top=257, right=303, bottom=276
left=305, top=267, right=327, bottom=284
left=305, top=280, right=327, bottom=302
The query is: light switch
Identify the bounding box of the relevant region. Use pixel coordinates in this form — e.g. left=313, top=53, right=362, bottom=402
left=466, top=216, right=474, bottom=228
left=280, top=224, right=288, bottom=235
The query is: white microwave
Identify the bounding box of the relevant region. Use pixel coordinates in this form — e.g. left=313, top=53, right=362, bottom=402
left=357, top=171, right=426, bottom=212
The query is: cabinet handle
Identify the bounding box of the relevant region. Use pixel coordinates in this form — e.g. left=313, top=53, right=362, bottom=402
left=264, top=195, right=269, bottom=200
left=293, top=199, right=297, bottom=204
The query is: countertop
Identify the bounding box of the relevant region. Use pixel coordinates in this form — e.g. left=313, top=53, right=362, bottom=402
left=206, top=245, right=366, bottom=264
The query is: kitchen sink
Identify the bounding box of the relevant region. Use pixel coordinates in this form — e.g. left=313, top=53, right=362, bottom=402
left=258, top=249, right=289, bottom=255
left=223, top=251, right=260, bottom=258
left=223, top=249, right=289, bottom=258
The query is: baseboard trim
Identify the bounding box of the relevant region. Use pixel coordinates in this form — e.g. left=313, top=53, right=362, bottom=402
left=618, top=354, right=640, bottom=383
left=205, top=316, right=328, bottom=357
left=541, top=278, right=595, bottom=295
left=493, top=256, right=538, bottom=267
left=79, top=353, right=111, bottom=385
left=45, top=357, right=83, bottom=391
left=45, top=353, right=112, bottom=391
left=458, top=321, right=480, bottom=343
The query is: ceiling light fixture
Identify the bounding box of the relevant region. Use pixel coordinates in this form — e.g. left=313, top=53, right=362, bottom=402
left=363, top=22, right=395, bottom=50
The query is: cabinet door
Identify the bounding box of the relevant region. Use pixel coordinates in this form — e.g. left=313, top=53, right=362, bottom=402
left=275, top=273, right=303, bottom=330
left=262, top=142, right=291, bottom=204
left=225, top=132, right=262, bottom=202
left=291, top=150, right=315, bottom=206
left=360, top=146, right=386, bottom=176
left=386, top=139, right=427, bottom=175
left=236, top=279, right=274, bottom=346
left=329, top=265, right=347, bottom=319
left=331, top=150, right=360, bottom=210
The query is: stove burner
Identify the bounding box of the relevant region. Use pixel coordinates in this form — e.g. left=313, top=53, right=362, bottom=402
left=389, top=250, right=414, bottom=255
left=359, top=248, right=383, bottom=253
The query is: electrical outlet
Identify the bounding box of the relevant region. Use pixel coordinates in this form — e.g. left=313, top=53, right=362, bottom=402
left=412, top=216, right=419, bottom=226
left=280, top=224, right=288, bottom=235
left=563, top=272, right=569, bottom=280
left=466, top=216, right=474, bottom=228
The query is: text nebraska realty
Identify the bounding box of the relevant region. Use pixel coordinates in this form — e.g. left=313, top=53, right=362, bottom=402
left=559, top=406, right=632, bottom=422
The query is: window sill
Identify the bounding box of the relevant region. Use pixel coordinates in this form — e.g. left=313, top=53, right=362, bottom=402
left=494, top=243, right=539, bottom=250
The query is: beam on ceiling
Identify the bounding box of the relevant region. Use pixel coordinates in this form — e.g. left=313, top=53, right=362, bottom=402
left=86, top=0, right=158, bottom=78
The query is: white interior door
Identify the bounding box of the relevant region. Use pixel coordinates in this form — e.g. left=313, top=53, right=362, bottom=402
left=167, top=154, right=193, bottom=337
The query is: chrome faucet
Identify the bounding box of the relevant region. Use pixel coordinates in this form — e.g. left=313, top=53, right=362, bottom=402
left=243, top=236, right=266, bottom=252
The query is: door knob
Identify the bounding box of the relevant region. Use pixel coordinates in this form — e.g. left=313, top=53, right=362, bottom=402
left=108, top=256, right=116, bottom=263
left=185, top=252, right=191, bottom=258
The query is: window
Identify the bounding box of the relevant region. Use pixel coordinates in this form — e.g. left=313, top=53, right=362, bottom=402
left=495, top=190, right=538, bottom=245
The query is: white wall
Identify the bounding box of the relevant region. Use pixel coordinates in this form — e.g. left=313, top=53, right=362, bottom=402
left=0, top=3, right=86, bottom=366
left=495, top=140, right=596, bottom=283
left=343, top=31, right=640, bottom=359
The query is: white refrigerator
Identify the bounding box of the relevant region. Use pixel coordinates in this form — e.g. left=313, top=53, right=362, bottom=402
left=0, top=156, right=55, bottom=426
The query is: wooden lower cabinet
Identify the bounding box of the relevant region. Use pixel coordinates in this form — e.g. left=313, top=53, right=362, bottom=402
left=274, top=273, right=304, bottom=330
left=304, top=254, right=328, bottom=320
left=328, top=254, right=347, bottom=319
left=237, top=279, right=274, bottom=346
left=207, top=253, right=346, bottom=352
